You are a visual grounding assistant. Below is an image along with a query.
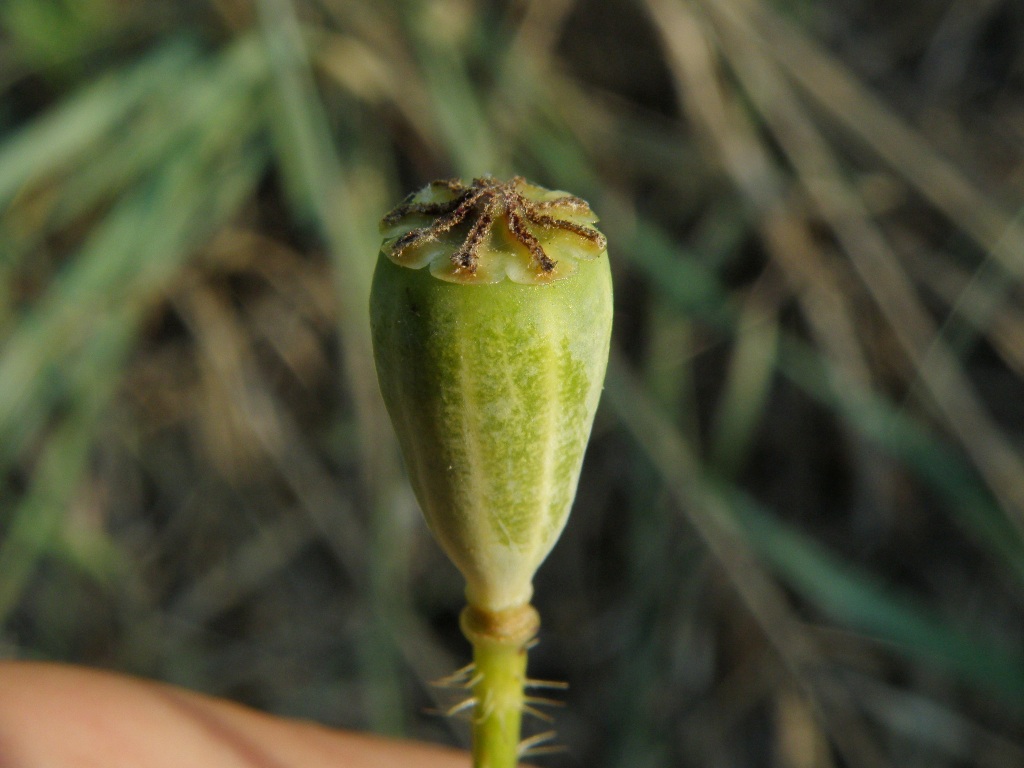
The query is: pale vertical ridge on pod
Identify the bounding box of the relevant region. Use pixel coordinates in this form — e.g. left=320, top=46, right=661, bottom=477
left=533, top=294, right=561, bottom=571
left=491, top=317, right=522, bottom=551
left=453, top=316, right=488, bottom=562
left=551, top=347, right=574, bottom=542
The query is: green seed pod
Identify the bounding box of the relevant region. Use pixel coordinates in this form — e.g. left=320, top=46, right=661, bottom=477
left=369, top=176, right=613, bottom=614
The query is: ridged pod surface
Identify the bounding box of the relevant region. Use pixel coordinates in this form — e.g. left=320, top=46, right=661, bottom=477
left=370, top=177, right=612, bottom=768
left=370, top=177, right=612, bottom=613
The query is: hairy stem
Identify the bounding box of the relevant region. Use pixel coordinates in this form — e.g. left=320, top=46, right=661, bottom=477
left=460, top=604, right=540, bottom=768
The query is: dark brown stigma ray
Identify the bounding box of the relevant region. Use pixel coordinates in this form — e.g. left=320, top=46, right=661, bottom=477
left=525, top=212, right=607, bottom=252
left=388, top=185, right=490, bottom=258
left=380, top=179, right=478, bottom=231
left=452, top=210, right=494, bottom=272
left=381, top=198, right=459, bottom=229
left=533, top=194, right=590, bottom=212
left=381, top=181, right=475, bottom=231
left=512, top=188, right=605, bottom=254
left=507, top=203, right=557, bottom=272
left=381, top=177, right=603, bottom=276
left=528, top=193, right=606, bottom=249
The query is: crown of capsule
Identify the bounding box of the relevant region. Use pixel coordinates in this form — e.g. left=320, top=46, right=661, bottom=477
left=379, top=176, right=607, bottom=285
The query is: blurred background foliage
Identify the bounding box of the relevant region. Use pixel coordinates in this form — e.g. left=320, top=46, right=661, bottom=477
left=2, top=0, right=1024, bottom=765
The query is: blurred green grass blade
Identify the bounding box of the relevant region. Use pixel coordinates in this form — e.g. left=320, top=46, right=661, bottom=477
left=0, top=313, right=134, bottom=622
left=257, top=0, right=407, bottom=736
left=709, top=296, right=779, bottom=477
left=2, top=0, right=118, bottom=71
left=607, top=356, right=1024, bottom=707
left=729, top=491, right=1024, bottom=706
left=593, top=168, right=1024, bottom=582
left=0, top=39, right=198, bottom=207
left=643, top=298, right=699, bottom=439
left=398, top=5, right=502, bottom=175
left=0, top=40, right=269, bottom=463
left=256, top=0, right=382, bottom=288
left=256, top=0, right=391, bottom=490
left=778, top=337, right=1024, bottom=584
left=417, top=47, right=500, bottom=176
left=0, top=385, right=111, bottom=622
left=0, top=139, right=267, bottom=459
left=619, top=215, right=739, bottom=329
left=257, top=4, right=346, bottom=231
left=609, top=185, right=1024, bottom=581
left=0, top=131, right=267, bottom=623
left=21, top=36, right=269, bottom=246
left=748, top=2, right=1024, bottom=284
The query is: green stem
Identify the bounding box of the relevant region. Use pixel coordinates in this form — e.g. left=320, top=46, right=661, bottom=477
left=460, top=604, right=540, bottom=768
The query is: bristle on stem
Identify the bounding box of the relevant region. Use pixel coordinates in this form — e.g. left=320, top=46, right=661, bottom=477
left=460, top=603, right=541, bottom=768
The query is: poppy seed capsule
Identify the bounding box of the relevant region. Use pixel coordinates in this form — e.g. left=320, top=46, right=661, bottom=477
left=370, top=177, right=613, bottom=614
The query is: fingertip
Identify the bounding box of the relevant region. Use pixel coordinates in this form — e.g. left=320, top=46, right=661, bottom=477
left=0, top=662, right=467, bottom=768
